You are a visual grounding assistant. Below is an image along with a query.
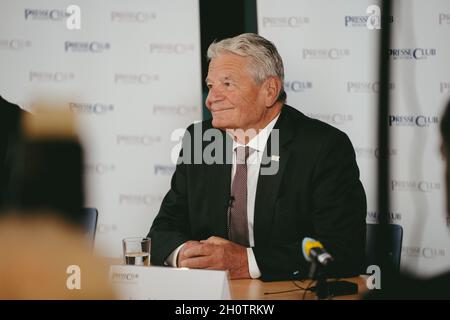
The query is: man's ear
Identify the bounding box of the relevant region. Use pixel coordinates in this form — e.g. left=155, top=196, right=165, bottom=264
left=263, top=77, right=282, bottom=107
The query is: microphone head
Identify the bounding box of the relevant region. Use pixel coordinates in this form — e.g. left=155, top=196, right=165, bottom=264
left=302, top=237, right=324, bottom=262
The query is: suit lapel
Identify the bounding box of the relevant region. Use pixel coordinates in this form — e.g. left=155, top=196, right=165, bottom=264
left=254, top=107, right=295, bottom=245
left=206, top=129, right=232, bottom=238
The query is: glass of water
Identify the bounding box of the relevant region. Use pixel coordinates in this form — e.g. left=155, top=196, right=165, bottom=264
left=122, top=237, right=151, bottom=266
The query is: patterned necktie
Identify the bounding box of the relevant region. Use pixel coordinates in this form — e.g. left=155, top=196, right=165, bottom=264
left=229, top=146, right=250, bottom=246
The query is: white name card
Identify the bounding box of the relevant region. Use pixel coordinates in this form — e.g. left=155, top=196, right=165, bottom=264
left=109, top=265, right=231, bottom=300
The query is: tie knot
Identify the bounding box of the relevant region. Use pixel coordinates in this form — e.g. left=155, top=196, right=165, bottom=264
left=235, top=146, right=250, bottom=164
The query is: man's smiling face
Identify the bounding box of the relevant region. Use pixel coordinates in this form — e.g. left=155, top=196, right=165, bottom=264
left=205, top=52, right=267, bottom=131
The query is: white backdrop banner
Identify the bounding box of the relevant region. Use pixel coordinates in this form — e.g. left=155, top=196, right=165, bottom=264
left=0, top=0, right=202, bottom=257
left=257, top=0, right=450, bottom=277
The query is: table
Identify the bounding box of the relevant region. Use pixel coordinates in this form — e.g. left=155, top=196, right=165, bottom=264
left=107, top=258, right=366, bottom=300
left=229, top=276, right=367, bottom=300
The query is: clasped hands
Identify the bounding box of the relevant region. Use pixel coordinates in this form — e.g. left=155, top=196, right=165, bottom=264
left=177, top=236, right=250, bottom=279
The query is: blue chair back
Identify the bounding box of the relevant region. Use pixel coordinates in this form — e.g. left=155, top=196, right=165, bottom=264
left=366, top=223, right=403, bottom=271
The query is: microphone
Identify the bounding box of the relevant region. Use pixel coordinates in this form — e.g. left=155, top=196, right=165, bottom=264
left=302, top=237, right=358, bottom=299
left=302, top=237, right=333, bottom=268
left=226, top=196, right=235, bottom=239
left=227, top=196, right=235, bottom=209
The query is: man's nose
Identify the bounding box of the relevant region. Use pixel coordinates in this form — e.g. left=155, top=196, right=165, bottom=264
left=206, top=86, right=224, bottom=106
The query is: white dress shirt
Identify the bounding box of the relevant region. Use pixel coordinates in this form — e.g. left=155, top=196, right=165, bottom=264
left=165, top=113, right=281, bottom=279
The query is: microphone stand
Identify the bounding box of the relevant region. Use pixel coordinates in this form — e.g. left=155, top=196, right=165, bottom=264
left=309, top=262, right=330, bottom=299
left=308, top=262, right=358, bottom=299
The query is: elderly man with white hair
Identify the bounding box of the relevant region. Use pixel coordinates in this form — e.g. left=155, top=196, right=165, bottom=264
left=149, top=33, right=366, bottom=280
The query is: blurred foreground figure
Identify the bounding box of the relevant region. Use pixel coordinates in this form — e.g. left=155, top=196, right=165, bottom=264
left=0, top=102, right=113, bottom=299
left=0, top=214, right=115, bottom=299
left=366, top=100, right=450, bottom=299
left=13, top=104, right=85, bottom=225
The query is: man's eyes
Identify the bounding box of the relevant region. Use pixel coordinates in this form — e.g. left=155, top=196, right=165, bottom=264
left=206, top=81, right=234, bottom=89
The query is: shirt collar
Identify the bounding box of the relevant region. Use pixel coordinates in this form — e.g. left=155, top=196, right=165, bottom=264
left=231, top=113, right=281, bottom=153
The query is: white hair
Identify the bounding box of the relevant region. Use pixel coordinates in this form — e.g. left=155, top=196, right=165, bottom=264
left=207, top=33, right=286, bottom=102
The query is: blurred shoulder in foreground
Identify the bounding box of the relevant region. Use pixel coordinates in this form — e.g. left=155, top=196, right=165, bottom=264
left=0, top=213, right=115, bottom=299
